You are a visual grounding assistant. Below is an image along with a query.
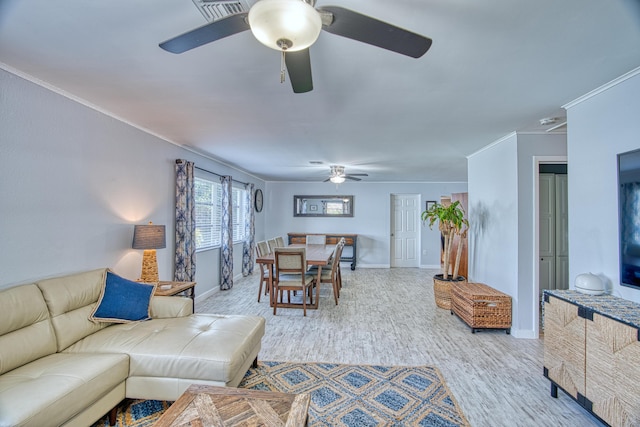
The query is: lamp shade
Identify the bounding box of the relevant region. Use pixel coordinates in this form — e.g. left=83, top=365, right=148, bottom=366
left=248, top=0, right=322, bottom=52
left=330, top=175, right=346, bottom=184
left=132, top=223, right=166, bottom=249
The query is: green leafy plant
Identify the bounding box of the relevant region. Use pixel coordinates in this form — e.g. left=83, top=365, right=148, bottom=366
left=421, top=201, right=469, bottom=280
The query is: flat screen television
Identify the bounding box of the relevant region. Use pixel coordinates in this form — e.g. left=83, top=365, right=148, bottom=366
left=618, top=148, right=640, bottom=290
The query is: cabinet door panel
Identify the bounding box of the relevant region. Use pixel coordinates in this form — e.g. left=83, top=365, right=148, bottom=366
left=586, top=313, right=640, bottom=427
left=543, top=296, right=585, bottom=399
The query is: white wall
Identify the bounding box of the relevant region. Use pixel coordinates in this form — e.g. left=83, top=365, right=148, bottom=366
left=468, top=133, right=520, bottom=310
left=565, top=67, right=640, bottom=303
left=265, top=181, right=467, bottom=267
left=467, top=132, right=567, bottom=338
left=516, top=133, right=567, bottom=335
left=0, top=68, right=265, bottom=297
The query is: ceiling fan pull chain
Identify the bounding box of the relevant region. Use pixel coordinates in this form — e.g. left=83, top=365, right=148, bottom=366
left=280, top=50, right=286, bottom=84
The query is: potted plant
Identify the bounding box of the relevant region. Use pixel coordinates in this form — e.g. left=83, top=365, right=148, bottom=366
left=421, top=200, right=469, bottom=309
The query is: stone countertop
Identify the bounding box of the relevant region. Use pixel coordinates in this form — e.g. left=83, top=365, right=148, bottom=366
left=545, top=289, right=640, bottom=329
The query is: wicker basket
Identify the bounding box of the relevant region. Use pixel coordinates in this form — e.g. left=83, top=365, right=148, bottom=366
left=433, top=274, right=466, bottom=309
left=451, top=282, right=512, bottom=333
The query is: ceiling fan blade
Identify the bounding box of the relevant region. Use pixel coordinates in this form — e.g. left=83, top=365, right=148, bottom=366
left=318, top=6, right=432, bottom=58
left=345, top=176, right=362, bottom=181
left=285, top=49, right=313, bottom=93
left=347, top=173, right=368, bottom=176
left=159, top=13, right=250, bottom=54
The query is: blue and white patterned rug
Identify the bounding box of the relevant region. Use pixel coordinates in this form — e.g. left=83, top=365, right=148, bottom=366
left=92, top=361, right=470, bottom=427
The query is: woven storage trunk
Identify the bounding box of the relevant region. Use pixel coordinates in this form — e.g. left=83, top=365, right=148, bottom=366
left=433, top=275, right=466, bottom=309
left=451, top=282, right=512, bottom=333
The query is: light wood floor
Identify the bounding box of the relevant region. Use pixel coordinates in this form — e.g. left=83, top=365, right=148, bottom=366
left=197, top=267, right=603, bottom=427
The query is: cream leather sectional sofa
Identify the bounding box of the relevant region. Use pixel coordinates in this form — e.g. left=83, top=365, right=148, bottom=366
left=0, top=268, right=265, bottom=427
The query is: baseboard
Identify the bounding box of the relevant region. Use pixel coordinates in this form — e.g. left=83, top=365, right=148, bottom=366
left=195, top=287, right=215, bottom=303
left=510, top=328, right=538, bottom=339
left=194, top=273, right=246, bottom=302
left=347, top=264, right=440, bottom=269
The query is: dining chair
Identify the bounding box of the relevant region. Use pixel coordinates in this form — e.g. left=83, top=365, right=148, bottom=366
left=273, top=247, right=316, bottom=316
left=319, top=242, right=344, bottom=305
left=257, top=240, right=271, bottom=255
left=306, top=234, right=326, bottom=245
left=310, top=237, right=342, bottom=272
left=336, top=237, right=345, bottom=290
left=267, top=238, right=279, bottom=253
left=255, top=241, right=271, bottom=302
left=275, top=236, right=285, bottom=247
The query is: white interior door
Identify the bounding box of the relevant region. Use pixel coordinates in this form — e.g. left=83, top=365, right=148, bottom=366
left=391, top=194, right=420, bottom=267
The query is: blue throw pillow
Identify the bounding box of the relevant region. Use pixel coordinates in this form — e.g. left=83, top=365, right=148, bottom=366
left=89, top=271, right=156, bottom=323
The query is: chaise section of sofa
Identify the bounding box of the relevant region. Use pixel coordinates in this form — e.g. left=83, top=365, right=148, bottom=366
left=65, top=313, right=265, bottom=400
left=0, top=268, right=266, bottom=426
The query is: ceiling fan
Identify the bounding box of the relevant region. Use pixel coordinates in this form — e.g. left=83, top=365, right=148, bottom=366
left=159, top=0, right=432, bottom=93
left=323, top=165, right=368, bottom=183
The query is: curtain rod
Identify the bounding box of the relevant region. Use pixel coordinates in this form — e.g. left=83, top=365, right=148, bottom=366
left=191, top=163, right=250, bottom=186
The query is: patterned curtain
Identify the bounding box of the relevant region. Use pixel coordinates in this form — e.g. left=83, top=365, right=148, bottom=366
left=174, top=160, right=196, bottom=281
left=242, top=183, right=255, bottom=276
left=220, top=175, right=233, bottom=290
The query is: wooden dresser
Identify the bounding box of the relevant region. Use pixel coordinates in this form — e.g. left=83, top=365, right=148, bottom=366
left=287, top=233, right=357, bottom=270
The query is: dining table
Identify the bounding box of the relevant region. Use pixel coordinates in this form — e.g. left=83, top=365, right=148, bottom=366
left=255, top=244, right=334, bottom=310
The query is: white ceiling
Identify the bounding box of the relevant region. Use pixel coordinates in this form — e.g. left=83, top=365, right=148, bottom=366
left=1, top=0, right=640, bottom=182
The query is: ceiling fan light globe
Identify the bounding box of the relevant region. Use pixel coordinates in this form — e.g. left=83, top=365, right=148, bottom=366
left=330, top=175, right=346, bottom=184
left=248, top=0, right=322, bottom=52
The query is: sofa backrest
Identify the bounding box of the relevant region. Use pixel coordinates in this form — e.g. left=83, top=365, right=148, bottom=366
left=0, top=284, right=57, bottom=375
left=36, top=268, right=110, bottom=352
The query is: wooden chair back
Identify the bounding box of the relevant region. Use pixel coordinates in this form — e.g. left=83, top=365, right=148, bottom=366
left=267, top=238, right=279, bottom=253
left=275, top=236, right=285, bottom=247
left=255, top=242, right=271, bottom=302
left=273, top=247, right=315, bottom=316
left=274, top=247, right=307, bottom=278
left=333, top=243, right=344, bottom=274
left=256, top=240, right=270, bottom=256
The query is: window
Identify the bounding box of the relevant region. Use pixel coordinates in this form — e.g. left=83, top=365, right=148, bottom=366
left=325, top=201, right=345, bottom=215
left=195, top=177, right=221, bottom=250
left=232, top=187, right=246, bottom=243
left=195, top=177, right=248, bottom=250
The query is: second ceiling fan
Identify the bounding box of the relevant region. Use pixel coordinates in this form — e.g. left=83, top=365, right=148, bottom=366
left=324, top=165, right=368, bottom=183
left=160, top=0, right=432, bottom=93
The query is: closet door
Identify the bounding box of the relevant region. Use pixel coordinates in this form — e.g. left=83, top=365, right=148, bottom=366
left=539, top=174, right=555, bottom=293
left=555, top=174, right=569, bottom=290
left=539, top=173, right=569, bottom=292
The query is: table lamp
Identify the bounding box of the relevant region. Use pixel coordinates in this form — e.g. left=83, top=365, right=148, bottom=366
left=132, top=222, right=166, bottom=283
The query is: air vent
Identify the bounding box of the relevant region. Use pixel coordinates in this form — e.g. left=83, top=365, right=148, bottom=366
left=192, top=0, right=250, bottom=22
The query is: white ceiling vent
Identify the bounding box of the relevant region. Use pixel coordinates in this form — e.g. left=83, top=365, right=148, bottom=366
left=191, top=0, right=250, bottom=22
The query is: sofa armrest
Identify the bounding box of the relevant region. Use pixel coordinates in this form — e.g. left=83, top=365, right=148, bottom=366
left=149, top=296, right=193, bottom=318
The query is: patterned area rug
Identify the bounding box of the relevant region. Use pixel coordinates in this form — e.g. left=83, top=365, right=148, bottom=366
left=92, top=361, right=469, bottom=427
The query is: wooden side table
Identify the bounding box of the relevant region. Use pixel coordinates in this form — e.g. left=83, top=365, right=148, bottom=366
left=153, top=384, right=310, bottom=427
left=153, top=281, right=196, bottom=312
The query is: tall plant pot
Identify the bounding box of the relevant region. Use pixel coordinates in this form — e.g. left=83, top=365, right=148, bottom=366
left=433, top=274, right=466, bottom=309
